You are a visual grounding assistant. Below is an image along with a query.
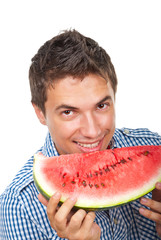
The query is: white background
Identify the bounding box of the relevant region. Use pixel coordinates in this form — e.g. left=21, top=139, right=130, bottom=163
left=0, top=0, right=160, bottom=194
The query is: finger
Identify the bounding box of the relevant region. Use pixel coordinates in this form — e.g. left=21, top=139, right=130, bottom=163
left=155, top=182, right=161, bottom=190
left=81, top=212, right=101, bottom=240
left=140, top=197, right=161, bottom=213
left=66, top=209, right=77, bottom=223
left=47, top=192, right=61, bottom=227
left=81, top=211, right=96, bottom=233
left=54, top=197, right=77, bottom=231
left=91, top=222, right=101, bottom=240
left=139, top=207, right=161, bottom=224
left=38, top=194, right=49, bottom=206
left=68, top=209, right=87, bottom=232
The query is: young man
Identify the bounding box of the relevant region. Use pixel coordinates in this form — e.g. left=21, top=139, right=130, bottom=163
left=0, top=30, right=161, bottom=239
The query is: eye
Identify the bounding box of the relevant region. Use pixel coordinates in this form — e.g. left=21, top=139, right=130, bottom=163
left=62, top=110, right=73, bottom=116
left=97, top=103, right=108, bottom=110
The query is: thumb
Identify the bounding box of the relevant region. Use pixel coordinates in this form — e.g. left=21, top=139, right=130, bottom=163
left=38, top=193, right=49, bottom=206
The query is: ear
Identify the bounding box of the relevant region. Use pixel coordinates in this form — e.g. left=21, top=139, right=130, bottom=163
left=32, top=103, right=46, bottom=125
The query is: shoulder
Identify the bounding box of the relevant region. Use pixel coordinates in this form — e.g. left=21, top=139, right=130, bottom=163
left=113, top=128, right=161, bottom=148
left=4, top=156, right=34, bottom=196
left=0, top=155, right=36, bottom=208
left=115, top=127, right=161, bottom=139
left=0, top=154, right=39, bottom=215
left=0, top=154, right=56, bottom=238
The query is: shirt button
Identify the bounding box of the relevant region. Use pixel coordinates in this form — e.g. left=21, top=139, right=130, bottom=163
left=114, top=218, right=118, bottom=224
left=124, top=129, right=130, bottom=134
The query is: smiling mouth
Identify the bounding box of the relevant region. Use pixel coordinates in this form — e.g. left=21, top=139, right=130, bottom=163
left=77, top=141, right=100, bottom=148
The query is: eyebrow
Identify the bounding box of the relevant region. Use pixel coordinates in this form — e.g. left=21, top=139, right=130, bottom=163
left=55, top=104, right=79, bottom=111
left=55, top=95, right=112, bottom=112
left=97, top=95, right=112, bottom=105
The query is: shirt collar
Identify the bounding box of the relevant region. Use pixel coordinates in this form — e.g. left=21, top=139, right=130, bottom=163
left=42, top=132, right=59, bottom=157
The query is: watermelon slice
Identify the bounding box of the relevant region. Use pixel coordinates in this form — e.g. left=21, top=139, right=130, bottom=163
left=33, top=145, right=161, bottom=211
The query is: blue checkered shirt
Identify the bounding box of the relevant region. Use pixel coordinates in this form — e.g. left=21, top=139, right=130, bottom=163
left=0, top=128, right=161, bottom=239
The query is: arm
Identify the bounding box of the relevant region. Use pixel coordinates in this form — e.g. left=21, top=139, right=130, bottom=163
left=0, top=194, right=49, bottom=240
left=139, top=182, right=161, bottom=237
left=38, top=193, right=101, bottom=240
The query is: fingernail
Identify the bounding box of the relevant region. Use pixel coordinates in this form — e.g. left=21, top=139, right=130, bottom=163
left=70, top=196, right=77, bottom=202
left=53, top=192, right=61, bottom=199
left=139, top=207, right=145, bottom=214
left=140, top=197, right=148, bottom=204
left=156, top=182, right=161, bottom=189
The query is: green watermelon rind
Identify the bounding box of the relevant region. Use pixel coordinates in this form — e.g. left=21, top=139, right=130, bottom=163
left=33, top=154, right=161, bottom=211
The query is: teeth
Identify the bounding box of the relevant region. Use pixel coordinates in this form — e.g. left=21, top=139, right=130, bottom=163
left=78, top=141, right=99, bottom=148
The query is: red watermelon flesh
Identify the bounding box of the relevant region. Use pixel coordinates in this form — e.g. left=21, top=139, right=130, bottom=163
left=33, top=145, right=161, bottom=210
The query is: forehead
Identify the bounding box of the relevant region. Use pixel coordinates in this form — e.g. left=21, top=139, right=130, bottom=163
left=46, top=74, right=114, bottom=107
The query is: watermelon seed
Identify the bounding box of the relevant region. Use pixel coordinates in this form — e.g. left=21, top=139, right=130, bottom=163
left=82, top=180, right=87, bottom=187
left=71, top=181, right=76, bottom=184
left=76, top=172, right=79, bottom=177
left=143, top=151, right=150, bottom=156
left=99, top=170, right=103, bottom=175
left=95, top=171, right=98, bottom=176
left=101, top=183, right=105, bottom=187
left=128, top=157, right=132, bottom=161
left=89, top=183, right=93, bottom=188
left=95, top=184, right=99, bottom=188
left=62, top=173, right=67, bottom=178
left=62, top=183, right=66, bottom=187
left=120, top=159, right=127, bottom=164
left=104, top=167, right=110, bottom=172
left=111, top=164, right=117, bottom=169
left=89, top=173, right=93, bottom=177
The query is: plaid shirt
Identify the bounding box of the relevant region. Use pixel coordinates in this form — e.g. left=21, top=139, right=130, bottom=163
left=0, top=128, right=161, bottom=240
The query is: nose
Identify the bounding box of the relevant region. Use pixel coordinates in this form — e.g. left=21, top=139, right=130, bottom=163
left=80, top=112, right=101, bottom=139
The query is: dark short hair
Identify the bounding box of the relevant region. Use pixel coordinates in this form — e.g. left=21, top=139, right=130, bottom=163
left=29, top=29, right=118, bottom=114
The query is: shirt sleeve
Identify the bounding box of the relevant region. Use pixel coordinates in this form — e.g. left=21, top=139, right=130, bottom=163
left=0, top=192, right=64, bottom=240
left=0, top=193, right=49, bottom=239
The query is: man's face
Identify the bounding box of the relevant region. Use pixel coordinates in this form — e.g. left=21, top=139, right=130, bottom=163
left=34, top=74, right=115, bottom=155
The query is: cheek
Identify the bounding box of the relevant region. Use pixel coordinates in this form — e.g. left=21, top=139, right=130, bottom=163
left=99, top=111, right=115, bottom=129
left=48, top=118, right=79, bottom=140
left=109, top=113, right=115, bottom=128
left=61, top=120, right=82, bottom=139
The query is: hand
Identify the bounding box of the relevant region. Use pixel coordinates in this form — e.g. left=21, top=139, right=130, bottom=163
left=38, top=193, right=101, bottom=240
left=139, top=182, right=161, bottom=237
